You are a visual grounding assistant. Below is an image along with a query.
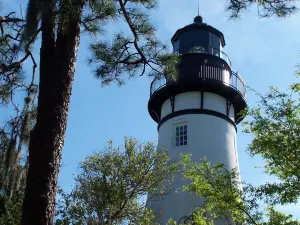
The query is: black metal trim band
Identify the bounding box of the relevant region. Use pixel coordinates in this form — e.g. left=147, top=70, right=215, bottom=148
left=157, top=109, right=237, bottom=131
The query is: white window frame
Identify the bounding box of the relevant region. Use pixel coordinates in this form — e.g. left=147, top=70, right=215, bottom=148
left=173, top=123, right=187, bottom=147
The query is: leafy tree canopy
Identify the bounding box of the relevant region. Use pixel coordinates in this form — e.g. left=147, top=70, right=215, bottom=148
left=243, top=71, right=300, bottom=205
left=55, top=137, right=182, bottom=225
left=181, top=157, right=300, bottom=225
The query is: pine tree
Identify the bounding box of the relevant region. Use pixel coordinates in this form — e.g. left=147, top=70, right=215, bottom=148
left=20, top=0, right=176, bottom=224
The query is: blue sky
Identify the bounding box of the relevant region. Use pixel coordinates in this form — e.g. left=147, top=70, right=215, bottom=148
left=2, top=0, right=300, bottom=218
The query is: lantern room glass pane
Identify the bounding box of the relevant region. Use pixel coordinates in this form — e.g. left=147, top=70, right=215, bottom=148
left=173, top=39, right=180, bottom=53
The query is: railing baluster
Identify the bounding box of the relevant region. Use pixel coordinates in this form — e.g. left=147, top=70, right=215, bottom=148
left=214, top=68, right=217, bottom=80
left=200, top=65, right=202, bottom=79
left=150, top=62, right=245, bottom=98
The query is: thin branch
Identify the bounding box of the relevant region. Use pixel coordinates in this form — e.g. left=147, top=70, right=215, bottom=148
left=0, top=16, right=25, bottom=23
left=117, top=0, right=147, bottom=63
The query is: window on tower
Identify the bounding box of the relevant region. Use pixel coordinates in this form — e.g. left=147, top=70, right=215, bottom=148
left=173, top=39, right=180, bottom=54
left=174, top=124, right=187, bottom=146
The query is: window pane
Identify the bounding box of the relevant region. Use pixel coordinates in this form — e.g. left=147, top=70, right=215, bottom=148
left=174, top=124, right=187, bottom=147
left=173, top=40, right=180, bottom=52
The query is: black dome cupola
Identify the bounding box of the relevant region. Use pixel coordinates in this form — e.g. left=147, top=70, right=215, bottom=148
left=148, top=16, right=247, bottom=126
left=171, top=16, right=226, bottom=61
left=193, top=15, right=203, bottom=23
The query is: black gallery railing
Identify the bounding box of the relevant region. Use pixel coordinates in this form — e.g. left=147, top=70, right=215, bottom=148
left=150, top=65, right=246, bottom=98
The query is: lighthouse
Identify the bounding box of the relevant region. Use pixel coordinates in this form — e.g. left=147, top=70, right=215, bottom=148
left=147, top=15, right=247, bottom=224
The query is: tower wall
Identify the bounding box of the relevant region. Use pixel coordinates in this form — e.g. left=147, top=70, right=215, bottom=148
left=148, top=92, right=239, bottom=224
left=161, top=92, right=235, bottom=120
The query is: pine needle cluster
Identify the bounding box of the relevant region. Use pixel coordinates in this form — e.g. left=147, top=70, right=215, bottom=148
left=226, top=0, right=298, bottom=18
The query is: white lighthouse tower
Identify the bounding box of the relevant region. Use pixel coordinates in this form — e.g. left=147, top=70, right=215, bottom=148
left=147, top=15, right=246, bottom=224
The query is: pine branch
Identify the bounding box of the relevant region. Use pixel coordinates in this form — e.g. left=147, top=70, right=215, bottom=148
left=226, top=0, right=298, bottom=18
left=88, top=1, right=179, bottom=85
left=118, top=0, right=147, bottom=63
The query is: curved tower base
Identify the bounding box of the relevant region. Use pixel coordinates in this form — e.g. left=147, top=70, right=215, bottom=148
left=148, top=113, right=239, bottom=224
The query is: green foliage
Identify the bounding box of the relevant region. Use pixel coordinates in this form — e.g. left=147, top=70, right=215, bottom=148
left=0, top=191, right=24, bottom=225
left=87, top=0, right=179, bottom=85
left=55, top=137, right=181, bottom=225
left=181, top=157, right=300, bottom=225
left=183, top=157, right=258, bottom=224
left=81, top=0, right=117, bottom=34
left=0, top=16, right=37, bottom=223
left=243, top=80, right=300, bottom=204
left=226, top=0, right=298, bottom=18
left=0, top=12, right=26, bottom=106
left=0, top=95, right=36, bottom=224
left=21, top=0, right=180, bottom=87
left=263, top=207, right=300, bottom=225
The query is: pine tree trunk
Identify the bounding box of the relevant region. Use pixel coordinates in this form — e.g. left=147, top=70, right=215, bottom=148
left=21, top=1, right=83, bottom=224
